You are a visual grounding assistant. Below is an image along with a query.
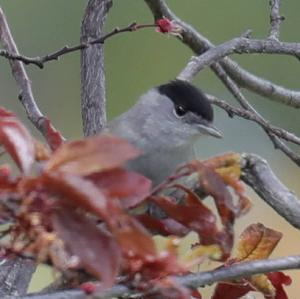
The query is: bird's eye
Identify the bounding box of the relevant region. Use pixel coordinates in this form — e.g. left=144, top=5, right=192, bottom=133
left=174, top=105, right=187, bottom=117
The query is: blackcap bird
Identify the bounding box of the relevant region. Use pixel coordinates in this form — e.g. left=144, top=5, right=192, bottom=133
left=106, top=80, right=222, bottom=186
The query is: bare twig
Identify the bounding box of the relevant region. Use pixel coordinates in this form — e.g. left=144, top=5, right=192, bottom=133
left=10, top=255, right=300, bottom=299
left=170, top=0, right=300, bottom=166
left=208, top=63, right=300, bottom=166
left=241, top=153, right=300, bottom=228
left=268, top=137, right=300, bottom=167
left=0, top=6, right=61, bottom=140
left=0, top=23, right=156, bottom=69
left=144, top=0, right=300, bottom=108
left=179, top=36, right=300, bottom=103
left=269, top=0, right=284, bottom=40
left=208, top=95, right=300, bottom=146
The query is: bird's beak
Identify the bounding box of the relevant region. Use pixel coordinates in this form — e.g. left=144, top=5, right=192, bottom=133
left=197, top=123, right=223, bottom=138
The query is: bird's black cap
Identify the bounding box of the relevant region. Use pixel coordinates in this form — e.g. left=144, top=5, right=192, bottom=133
left=157, top=80, right=213, bottom=122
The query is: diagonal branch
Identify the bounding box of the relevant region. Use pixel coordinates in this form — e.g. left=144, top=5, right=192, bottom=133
left=9, top=255, right=300, bottom=299
left=168, top=0, right=300, bottom=167
left=208, top=96, right=300, bottom=147
left=208, top=63, right=300, bottom=167
left=144, top=0, right=300, bottom=108
left=179, top=36, right=300, bottom=107
left=0, top=7, right=62, bottom=140
left=241, top=153, right=300, bottom=228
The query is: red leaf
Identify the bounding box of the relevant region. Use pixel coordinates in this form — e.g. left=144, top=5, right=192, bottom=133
left=150, top=195, right=229, bottom=253
left=136, top=214, right=189, bottom=236
left=44, top=118, right=64, bottom=151
left=266, top=272, right=292, bottom=299
left=53, top=205, right=121, bottom=287
left=45, top=134, right=140, bottom=175
left=0, top=107, right=35, bottom=174
left=199, top=165, right=235, bottom=227
left=212, top=272, right=292, bottom=299
left=212, top=282, right=252, bottom=299
left=42, top=172, right=156, bottom=264
left=108, top=203, right=156, bottom=259
left=151, top=195, right=217, bottom=236
left=0, top=165, right=18, bottom=191
left=89, top=168, right=152, bottom=209
left=191, top=162, right=237, bottom=257
left=191, top=289, right=202, bottom=299
left=41, top=172, right=109, bottom=220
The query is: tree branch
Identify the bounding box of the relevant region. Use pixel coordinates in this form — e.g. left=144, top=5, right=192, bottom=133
left=171, top=5, right=300, bottom=167
left=0, top=6, right=61, bottom=140
left=0, top=23, right=156, bottom=69
left=208, top=95, right=300, bottom=147
left=0, top=7, right=42, bottom=296
left=178, top=36, right=300, bottom=106
left=196, top=57, right=300, bottom=166
left=80, top=0, right=113, bottom=137
left=0, top=258, right=36, bottom=298
left=10, top=255, right=300, bottom=299
left=268, top=0, right=284, bottom=40
left=144, top=0, right=300, bottom=108
left=241, top=153, right=300, bottom=228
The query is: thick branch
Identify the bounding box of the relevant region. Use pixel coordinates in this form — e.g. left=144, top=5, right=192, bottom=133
left=0, top=7, right=60, bottom=140
left=0, top=258, right=36, bottom=298
left=80, top=0, right=113, bottom=136
left=241, top=153, right=300, bottom=228
left=144, top=0, right=300, bottom=108
left=11, top=255, right=300, bottom=299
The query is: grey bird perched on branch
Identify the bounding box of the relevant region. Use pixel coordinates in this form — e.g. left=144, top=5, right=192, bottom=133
left=106, top=80, right=222, bottom=186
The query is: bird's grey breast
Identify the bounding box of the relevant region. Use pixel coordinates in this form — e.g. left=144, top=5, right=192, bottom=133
left=105, top=112, right=194, bottom=185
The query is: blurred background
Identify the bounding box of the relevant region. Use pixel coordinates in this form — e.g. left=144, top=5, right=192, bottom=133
left=0, top=0, right=300, bottom=297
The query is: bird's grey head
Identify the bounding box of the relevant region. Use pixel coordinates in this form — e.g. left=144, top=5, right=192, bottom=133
left=131, top=80, right=222, bottom=149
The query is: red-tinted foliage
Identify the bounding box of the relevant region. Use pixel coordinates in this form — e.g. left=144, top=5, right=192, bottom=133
left=212, top=272, right=292, bottom=299
left=1, top=106, right=290, bottom=299
left=136, top=214, right=189, bottom=236
left=43, top=118, right=64, bottom=151
left=149, top=164, right=240, bottom=260
left=89, top=168, right=151, bottom=209
left=212, top=224, right=290, bottom=299
left=41, top=172, right=109, bottom=220
left=0, top=165, right=18, bottom=191
left=267, top=272, right=292, bottom=299
left=53, top=205, right=121, bottom=287
left=211, top=282, right=251, bottom=299
left=45, top=134, right=140, bottom=175
left=0, top=107, right=35, bottom=174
